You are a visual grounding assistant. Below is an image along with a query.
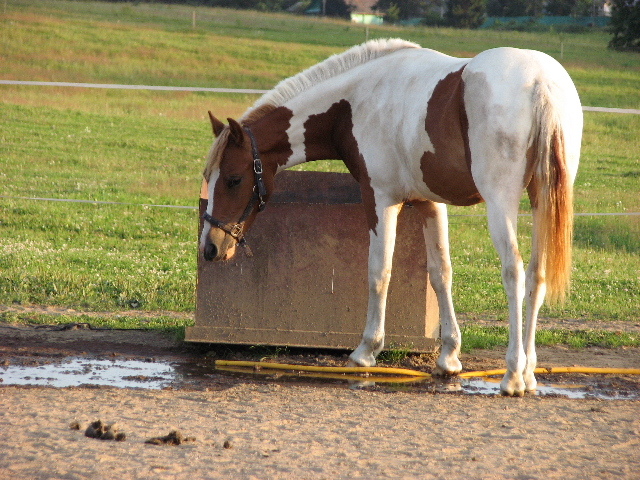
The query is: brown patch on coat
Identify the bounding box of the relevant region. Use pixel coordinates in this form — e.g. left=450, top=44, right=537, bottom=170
left=407, top=199, right=439, bottom=224
left=303, top=99, right=379, bottom=233
left=249, top=106, right=294, bottom=171
left=421, top=67, right=483, bottom=206
left=242, top=104, right=278, bottom=125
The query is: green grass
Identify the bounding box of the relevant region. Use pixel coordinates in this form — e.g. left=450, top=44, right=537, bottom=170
left=2, top=0, right=640, bottom=112
left=1, top=0, right=639, bottom=346
left=461, top=324, right=640, bottom=352
left=1, top=103, right=205, bottom=203
left=0, top=310, right=190, bottom=332
left=0, top=199, right=198, bottom=312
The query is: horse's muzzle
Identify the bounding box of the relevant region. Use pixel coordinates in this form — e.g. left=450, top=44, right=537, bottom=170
left=202, top=242, right=218, bottom=262
left=201, top=230, right=237, bottom=262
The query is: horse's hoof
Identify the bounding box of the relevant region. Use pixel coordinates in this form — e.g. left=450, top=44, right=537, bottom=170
left=501, top=388, right=526, bottom=397
left=433, top=356, right=462, bottom=377
left=500, top=373, right=526, bottom=397
left=348, top=347, right=377, bottom=368
left=524, top=374, right=538, bottom=393
left=432, top=364, right=461, bottom=377
left=346, top=357, right=375, bottom=368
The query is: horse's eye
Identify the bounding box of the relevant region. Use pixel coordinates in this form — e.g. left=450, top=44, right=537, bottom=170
left=226, top=176, right=242, bottom=189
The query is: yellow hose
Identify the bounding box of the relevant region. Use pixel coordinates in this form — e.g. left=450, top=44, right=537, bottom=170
left=215, top=360, right=431, bottom=377
left=216, top=366, right=425, bottom=384
left=215, top=360, right=640, bottom=379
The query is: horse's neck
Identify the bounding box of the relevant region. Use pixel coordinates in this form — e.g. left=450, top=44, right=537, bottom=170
left=250, top=100, right=346, bottom=173
left=251, top=56, right=395, bottom=172
left=249, top=106, right=298, bottom=173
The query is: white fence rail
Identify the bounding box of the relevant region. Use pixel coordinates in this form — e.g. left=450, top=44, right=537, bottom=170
left=2, top=80, right=639, bottom=114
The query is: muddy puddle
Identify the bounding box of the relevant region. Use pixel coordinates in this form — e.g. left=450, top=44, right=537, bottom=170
left=1, top=355, right=638, bottom=400
left=0, top=358, right=176, bottom=390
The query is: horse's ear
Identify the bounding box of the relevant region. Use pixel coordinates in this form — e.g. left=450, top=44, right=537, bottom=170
left=227, top=118, right=245, bottom=146
left=208, top=111, right=226, bottom=137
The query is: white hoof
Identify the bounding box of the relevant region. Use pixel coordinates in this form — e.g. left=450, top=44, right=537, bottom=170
left=524, top=371, right=538, bottom=392
left=433, top=353, right=462, bottom=376
left=348, top=348, right=377, bottom=368
left=500, top=371, right=526, bottom=397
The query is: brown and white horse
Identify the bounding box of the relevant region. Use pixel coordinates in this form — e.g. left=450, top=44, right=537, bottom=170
left=199, top=39, right=582, bottom=396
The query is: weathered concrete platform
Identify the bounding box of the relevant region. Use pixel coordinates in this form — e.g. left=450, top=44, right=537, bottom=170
left=185, top=171, right=439, bottom=352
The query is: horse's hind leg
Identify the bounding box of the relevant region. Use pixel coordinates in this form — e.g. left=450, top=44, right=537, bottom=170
left=523, top=204, right=547, bottom=392
left=413, top=200, right=462, bottom=375
left=485, top=201, right=527, bottom=396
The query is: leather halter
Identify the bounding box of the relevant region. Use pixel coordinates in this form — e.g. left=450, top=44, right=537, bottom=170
left=202, top=126, right=267, bottom=256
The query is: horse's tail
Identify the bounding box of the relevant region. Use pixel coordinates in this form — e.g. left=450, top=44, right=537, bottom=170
left=529, top=82, right=575, bottom=305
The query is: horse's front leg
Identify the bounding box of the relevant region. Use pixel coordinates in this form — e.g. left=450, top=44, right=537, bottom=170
left=349, top=200, right=402, bottom=367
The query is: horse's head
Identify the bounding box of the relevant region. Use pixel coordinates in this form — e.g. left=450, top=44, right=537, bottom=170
left=200, top=112, right=270, bottom=262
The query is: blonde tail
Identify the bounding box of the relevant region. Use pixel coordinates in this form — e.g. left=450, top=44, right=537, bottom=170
left=529, top=83, right=575, bottom=304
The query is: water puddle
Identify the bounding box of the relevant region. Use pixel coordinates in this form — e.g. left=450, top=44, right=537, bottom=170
left=1, top=356, right=638, bottom=399
left=0, top=358, right=176, bottom=390
left=459, top=378, right=637, bottom=400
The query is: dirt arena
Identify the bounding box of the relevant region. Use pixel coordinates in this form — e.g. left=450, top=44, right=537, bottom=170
left=1, top=323, right=639, bottom=479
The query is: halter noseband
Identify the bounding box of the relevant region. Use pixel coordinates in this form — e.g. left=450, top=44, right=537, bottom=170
left=202, top=126, right=267, bottom=257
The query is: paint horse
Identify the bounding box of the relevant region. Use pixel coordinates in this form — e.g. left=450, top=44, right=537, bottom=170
left=199, top=39, right=582, bottom=396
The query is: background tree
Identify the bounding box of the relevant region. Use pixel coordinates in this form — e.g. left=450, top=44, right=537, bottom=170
left=323, top=0, right=353, bottom=18
left=374, top=0, right=438, bottom=21
left=545, top=0, right=593, bottom=16
left=386, top=3, right=401, bottom=22
left=609, top=0, right=640, bottom=51
left=486, top=0, right=544, bottom=16
left=486, top=0, right=527, bottom=16
left=445, top=0, right=486, bottom=28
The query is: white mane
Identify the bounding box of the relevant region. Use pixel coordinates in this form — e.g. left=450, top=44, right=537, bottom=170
left=241, top=38, right=421, bottom=122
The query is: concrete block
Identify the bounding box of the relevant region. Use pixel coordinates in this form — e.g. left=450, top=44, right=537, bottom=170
left=185, top=171, right=439, bottom=352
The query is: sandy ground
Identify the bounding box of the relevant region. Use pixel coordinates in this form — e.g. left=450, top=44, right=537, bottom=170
left=1, top=323, right=639, bottom=480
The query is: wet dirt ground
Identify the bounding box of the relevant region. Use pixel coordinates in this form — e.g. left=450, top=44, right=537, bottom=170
left=1, top=323, right=639, bottom=479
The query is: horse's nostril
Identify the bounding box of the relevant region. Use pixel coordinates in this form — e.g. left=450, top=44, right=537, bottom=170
left=203, top=243, right=217, bottom=261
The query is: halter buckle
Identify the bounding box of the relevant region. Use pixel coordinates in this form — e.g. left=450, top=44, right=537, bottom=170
left=229, top=223, right=243, bottom=238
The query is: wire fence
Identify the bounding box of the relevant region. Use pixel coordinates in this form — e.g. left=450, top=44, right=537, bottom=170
left=1, top=195, right=637, bottom=218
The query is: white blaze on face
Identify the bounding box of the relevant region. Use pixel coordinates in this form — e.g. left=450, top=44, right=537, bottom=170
left=199, top=169, right=219, bottom=250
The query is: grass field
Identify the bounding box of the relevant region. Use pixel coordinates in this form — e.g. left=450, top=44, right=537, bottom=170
left=1, top=0, right=638, bottom=347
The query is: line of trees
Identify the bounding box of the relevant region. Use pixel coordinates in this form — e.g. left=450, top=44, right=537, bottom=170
left=374, top=0, right=638, bottom=51
left=373, top=0, right=604, bottom=27
left=101, top=0, right=639, bottom=50
left=609, top=0, right=640, bottom=51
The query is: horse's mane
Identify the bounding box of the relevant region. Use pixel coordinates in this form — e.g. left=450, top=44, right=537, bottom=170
left=241, top=38, right=421, bottom=123
left=204, top=38, right=421, bottom=178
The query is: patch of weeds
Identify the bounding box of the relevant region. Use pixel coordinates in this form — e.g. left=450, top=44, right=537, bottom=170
left=249, top=345, right=291, bottom=361
left=378, top=343, right=413, bottom=365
